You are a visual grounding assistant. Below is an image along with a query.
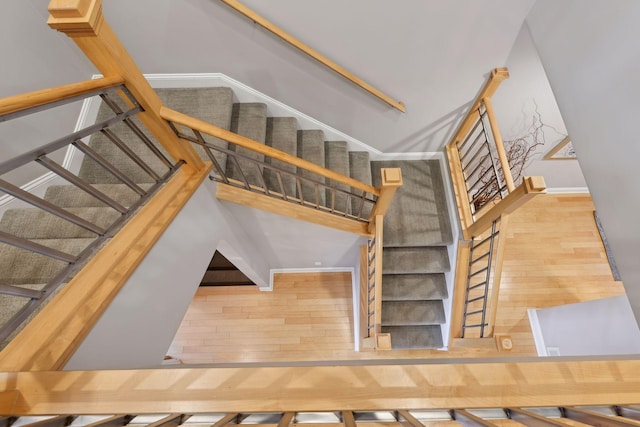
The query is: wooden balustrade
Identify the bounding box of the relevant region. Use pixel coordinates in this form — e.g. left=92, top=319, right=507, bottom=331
left=218, top=0, right=406, bottom=112
left=160, top=106, right=379, bottom=197
left=48, top=0, right=205, bottom=175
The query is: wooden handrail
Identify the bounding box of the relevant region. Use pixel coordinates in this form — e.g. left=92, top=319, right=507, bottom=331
left=0, top=164, right=212, bottom=371
left=160, top=106, right=380, bottom=196
left=466, top=176, right=545, bottom=238
left=447, top=68, right=509, bottom=148
left=2, top=360, right=640, bottom=412
left=449, top=240, right=471, bottom=341
left=446, top=142, right=475, bottom=240
left=483, top=97, right=515, bottom=192
left=0, top=76, right=123, bottom=118
left=48, top=0, right=205, bottom=175
left=219, top=0, right=406, bottom=113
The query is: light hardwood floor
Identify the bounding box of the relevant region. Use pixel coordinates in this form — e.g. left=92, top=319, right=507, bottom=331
left=168, top=194, right=626, bottom=363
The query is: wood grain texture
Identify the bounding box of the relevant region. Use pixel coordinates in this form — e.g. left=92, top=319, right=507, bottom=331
left=168, top=194, right=626, bottom=362
left=0, top=76, right=123, bottom=117
left=482, top=97, right=515, bottom=192
left=219, top=0, right=406, bottom=112
left=367, top=169, right=402, bottom=233
left=162, top=106, right=379, bottom=196
left=3, top=359, right=640, bottom=414
left=216, top=184, right=371, bottom=237
left=0, top=165, right=212, bottom=371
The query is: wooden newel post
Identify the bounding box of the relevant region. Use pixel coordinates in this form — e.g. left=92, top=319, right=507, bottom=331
left=367, top=168, right=402, bottom=234
left=47, top=0, right=204, bottom=174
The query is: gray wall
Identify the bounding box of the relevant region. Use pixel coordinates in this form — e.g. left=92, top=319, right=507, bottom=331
left=101, top=0, right=534, bottom=153
left=1, top=0, right=95, bottom=186
left=533, top=296, right=640, bottom=356
left=65, top=180, right=363, bottom=370
left=526, top=0, right=640, bottom=325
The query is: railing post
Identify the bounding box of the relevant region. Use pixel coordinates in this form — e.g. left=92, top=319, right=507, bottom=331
left=466, top=176, right=546, bottom=238
left=367, top=168, right=402, bottom=234
left=47, top=0, right=205, bottom=174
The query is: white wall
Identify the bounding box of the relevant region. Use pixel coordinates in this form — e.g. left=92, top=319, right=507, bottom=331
left=531, top=296, right=640, bottom=356
left=99, top=0, right=534, bottom=153
left=526, top=0, right=640, bottom=325
left=65, top=179, right=364, bottom=370
left=492, top=23, right=587, bottom=190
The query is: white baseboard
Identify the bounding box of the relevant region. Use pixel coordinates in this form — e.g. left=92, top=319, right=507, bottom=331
left=546, top=187, right=590, bottom=194
left=528, top=308, right=548, bottom=356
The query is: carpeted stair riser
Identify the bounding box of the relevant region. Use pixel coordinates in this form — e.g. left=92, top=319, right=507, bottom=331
left=0, top=207, right=121, bottom=239
left=296, top=130, right=326, bottom=206
left=371, top=160, right=452, bottom=247
left=381, top=300, right=445, bottom=325
left=381, top=325, right=443, bottom=349
left=383, top=246, right=450, bottom=274
left=324, top=141, right=351, bottom=214
left=382, top=273, right=447, bottom=301
left=264, top=117, right=298, bottom=197
left=160, top=87, right=233, bottom=172
left=225, top=103, right=267, bottom=187
left=0, top=238, right=94, bottom=284
left=348, top=151, right=373, bottom=218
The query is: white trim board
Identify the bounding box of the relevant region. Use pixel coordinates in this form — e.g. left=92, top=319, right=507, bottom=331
left=546, top=187, right=590, bottom=194
left=527, top=308, right=548, bottom=356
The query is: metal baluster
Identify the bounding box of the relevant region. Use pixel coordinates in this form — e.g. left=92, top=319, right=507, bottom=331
left=255, top=163, right=270, bottom=196
left=230, top=155, right=251, bottom=190
left=100, top=128, right=162, bottom=181
left=0, top=231, right=78, bottom=263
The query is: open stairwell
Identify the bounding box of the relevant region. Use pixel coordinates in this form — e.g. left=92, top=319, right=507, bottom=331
left=0, top=86, right=453, bottom=351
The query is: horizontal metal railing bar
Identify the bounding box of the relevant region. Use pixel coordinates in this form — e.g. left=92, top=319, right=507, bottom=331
left=0, top=161, right=185, bottom=343
left=459, top=131, right=486, bottom=165
left=0, top=104, right=141, bottom=176
left=470, top=252, right=491, bottom=264
left=467, top=165, right=497, bottom=196
left=472, top=231, right=499, bottom=251
left=463, top=323, right=487, bottom=329
left=466, top=309, right=485, bottom=316
left=0, top=284, right=43, bottom=299
left=0, top=77, right=124, bottom=122
left=161, top=107, right=379, bottom=196
left=180, top=134, right=376, bottom=220
left=463, top=146, right=491, bottom=178
left=469, top=267, right=489, bottom=278
left=0, top=178, right=106, bottom=235
left=457, top=115, right=483, bottom=153
left=469, top=176, right=499, bottom=205
left=0, top=230, right=78, bottom=263
left=466, top=295, right=486, bottom=304
left=468, top=281, right=488, bottom=291
left=100, top=127, right=162, bottom=183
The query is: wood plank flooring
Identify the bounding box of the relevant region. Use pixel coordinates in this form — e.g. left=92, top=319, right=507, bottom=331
left=168, top=194, right=627, bottom=363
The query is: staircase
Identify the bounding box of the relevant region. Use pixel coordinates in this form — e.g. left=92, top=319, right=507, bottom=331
left=0, top=86, right=452, bottom=350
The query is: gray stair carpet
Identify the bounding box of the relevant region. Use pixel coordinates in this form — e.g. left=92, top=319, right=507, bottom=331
left=297, top=130, right=326, bottom=206
left=264, top=117, right=298, bottom=197
left=0, top=87, right=234, bottom=347
left=349, top=151, right=372, bottom=218
left=325, top=141, right=351, bottom=213
left=371, top=160, right=453, bottom=350
left=226, top=103, right=267, bottom=187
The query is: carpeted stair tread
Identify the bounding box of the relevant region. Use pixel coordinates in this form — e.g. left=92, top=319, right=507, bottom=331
left=0, top=284, right=45, bottom=327
left=349, top=151, right=373, bottom=218
left=225, top=103, right=267, bottom=187
left=264, top=117, right=298, bottom=197
left=325, top=141, right=350, bottom=213
left=382, top=273, right=447, bottom=301
left=383, top=246, right=450, bottom=274
left=0, top=207, right=121, bottom=239
left=296, top=130, right=326, bottom=206
left=0, top=238, right=94, bottom=285
left=44, top=184, right=150, bottom=208
left=158, top=87, right=234, bottom=171
left=371, top=159, right=452, bottom=246
left=381, top=325, right=443, bottom=349
left=381, top=300, right=445, bottom=325
left=201, top=270, right=253, bottom=285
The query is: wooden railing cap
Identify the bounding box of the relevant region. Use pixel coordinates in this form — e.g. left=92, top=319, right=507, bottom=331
left=48, top=0, right=103, bottom=36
